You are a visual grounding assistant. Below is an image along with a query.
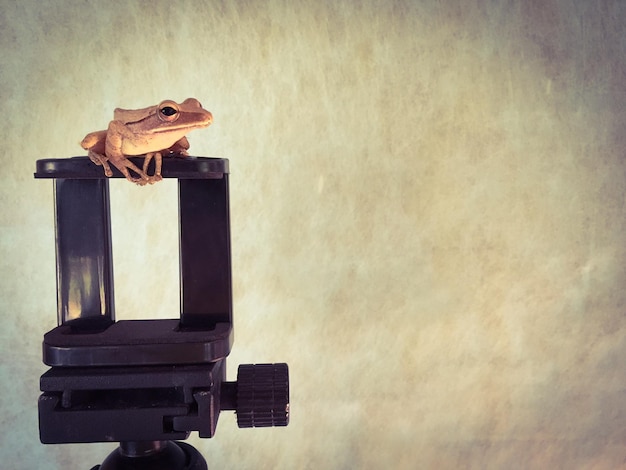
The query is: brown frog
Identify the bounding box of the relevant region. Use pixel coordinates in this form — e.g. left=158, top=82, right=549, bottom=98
left=81, top=98, right=213, bottom=184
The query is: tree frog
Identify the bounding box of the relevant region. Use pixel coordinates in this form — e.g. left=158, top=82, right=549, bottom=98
left=81, top=98, right=213, bottom=184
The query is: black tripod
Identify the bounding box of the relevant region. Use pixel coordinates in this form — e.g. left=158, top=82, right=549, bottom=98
left=35, top=157, right=289, bottom=469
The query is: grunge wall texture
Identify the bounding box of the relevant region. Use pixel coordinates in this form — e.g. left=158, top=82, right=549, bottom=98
left=1, top=1, right=625, bottom=468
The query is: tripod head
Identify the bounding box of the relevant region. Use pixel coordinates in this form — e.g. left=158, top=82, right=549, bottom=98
left=35, top=157, right=289, bottom=469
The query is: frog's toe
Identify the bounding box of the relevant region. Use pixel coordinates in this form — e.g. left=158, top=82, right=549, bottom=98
left=124, top=173, right=148, bottom=185
left=132, top=177, right=149, bottom=186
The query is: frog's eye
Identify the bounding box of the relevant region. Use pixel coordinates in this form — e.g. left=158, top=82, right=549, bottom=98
left=158, top=101, right=180, bottom=122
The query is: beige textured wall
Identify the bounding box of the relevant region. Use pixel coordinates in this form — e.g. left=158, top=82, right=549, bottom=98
left=1, top=1, right=625, bottom=468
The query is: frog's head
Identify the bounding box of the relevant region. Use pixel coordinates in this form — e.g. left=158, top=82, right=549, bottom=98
left=151, top=98, right=213, bottom=133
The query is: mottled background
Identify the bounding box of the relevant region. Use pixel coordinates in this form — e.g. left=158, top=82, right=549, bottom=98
left=1, top=1, right=625, bottom=469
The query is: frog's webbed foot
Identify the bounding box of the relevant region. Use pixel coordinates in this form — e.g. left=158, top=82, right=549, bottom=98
left=143, top=152, right=163, bottom=183
left=110, top=157, right=151, bottom=185
left=88, top=150, right=113, bottom=177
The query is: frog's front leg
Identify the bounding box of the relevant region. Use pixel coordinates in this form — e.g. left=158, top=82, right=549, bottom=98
left=143, top=152, right=163, bottom=182
left=141, top=136, right=190, bottom=182
left=167, top=137, right=190, bottom=157
left=112, top=158, right=151, bottom=185
left=87, top=150, right=113, bottom=177
left=81, top=131, right=114, bottom=177
left=105, top=121, right=151, bottom=185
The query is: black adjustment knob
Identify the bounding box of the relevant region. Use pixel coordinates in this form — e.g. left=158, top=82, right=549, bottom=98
left=236, top=363, right=289, bottom=428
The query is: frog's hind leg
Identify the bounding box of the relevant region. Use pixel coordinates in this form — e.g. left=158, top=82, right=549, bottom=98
left=143, top=152, right=163, bottom=182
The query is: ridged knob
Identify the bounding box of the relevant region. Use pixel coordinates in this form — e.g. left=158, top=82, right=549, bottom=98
left=236, top=363, right=290, bottom=428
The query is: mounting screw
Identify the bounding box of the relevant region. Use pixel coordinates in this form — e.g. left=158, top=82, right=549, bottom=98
left=235, top=363, right=289, bottom=428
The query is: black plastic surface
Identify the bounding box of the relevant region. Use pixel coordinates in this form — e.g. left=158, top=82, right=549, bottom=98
left=35, top=156, right=228, bottom=179
left=179, top=178, right=232, bottom=328
left=35, top=155, right=290, bottom=455
left=43, top=320, right=233, bottom=367
left=54, top=178, right=115, bottom=327
left=39, top=361, right=225, bottom=443
left=40, top=155, right=232, bottom=334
